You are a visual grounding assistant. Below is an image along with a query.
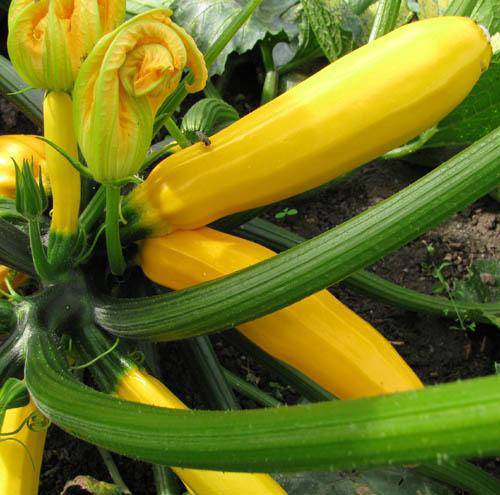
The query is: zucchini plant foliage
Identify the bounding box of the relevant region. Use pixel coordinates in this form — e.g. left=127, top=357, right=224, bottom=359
left=0, top=1, right=500, bottom=493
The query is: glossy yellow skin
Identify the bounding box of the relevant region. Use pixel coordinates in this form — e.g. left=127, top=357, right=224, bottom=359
left=117, top=367, right=287, bottom=495
left=0, top=135, right=46, bottom=199
left=140, top=228, right=424, bottom=398
left=0, top=400, right=47, bottom=495
left=127, top=17, right=491, bottom=237
left=43, top=92, right=80, bottom=236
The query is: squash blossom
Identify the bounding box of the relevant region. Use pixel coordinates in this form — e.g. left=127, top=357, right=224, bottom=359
left=73, top=8, right=208, bottom=183
left=7, top=0, right=125, bottom=92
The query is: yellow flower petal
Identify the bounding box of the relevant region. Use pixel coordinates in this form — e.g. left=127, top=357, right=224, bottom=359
left=73, top=8, right=207, bottom=183
left=7, top=0, right=125, bottom=91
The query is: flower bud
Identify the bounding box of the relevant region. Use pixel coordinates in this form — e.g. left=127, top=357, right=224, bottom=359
left=73, top=9, right=208, bottom=183
left=7, top=0, right=125, bottom=91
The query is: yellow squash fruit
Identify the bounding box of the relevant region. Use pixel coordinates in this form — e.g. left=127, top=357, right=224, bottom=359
left=0, top=135, right=46, bottom=199
left=7, top=0, right=125, bottom=91
left=124, top=16, right=491, bottom=238
left=73, top=8, right=207, bottom=183
left=140, top=228, right=423, bottom=399
left=43, top=92, right=80, bottom=238
left=0, top=400, right=47, bottom=495
left=117, top=367, right=287, bottom=495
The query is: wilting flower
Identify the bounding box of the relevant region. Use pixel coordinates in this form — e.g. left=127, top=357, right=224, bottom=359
left=7, top=0, right=125, bottom=91
left=73, top=8, right=208, bottom=183
left=0, top=135, right=47, bottom=199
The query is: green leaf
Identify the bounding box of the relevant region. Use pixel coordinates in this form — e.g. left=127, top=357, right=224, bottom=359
left=126, top=0, right=174, bottom=15
left=425, top=53, right=500, bottom=148
left=170, top=0, right=299, bottom=75
left=302, top=0, right=363, bottom=61
left=471, top=0, right=500, bottom=33
left=277, top=468, right=454, bottom=495
left=0, top=378, right=29, bottom=422
left=0, top=218, right=35, bottom=276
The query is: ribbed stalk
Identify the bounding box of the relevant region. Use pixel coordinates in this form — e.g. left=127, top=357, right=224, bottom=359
left=237, top=218, right=500, bottom=324
left=369, top=0, right=402, bottom=42
left=0, top=300, right=16, bottom=335
left=444, top=0, right=477, bottom=16
left=0, top=328, right=25, bottom=385
left=43, top=92, right=81, bottom=267
left=95, top=128, right=500, bottom=340
left=25, top=327, right=500, bottom=472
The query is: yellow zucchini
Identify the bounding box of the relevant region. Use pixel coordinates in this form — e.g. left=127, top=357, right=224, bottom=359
left=117, top=367, right=287, bottom=495
left=0, top=400, right=47, bottom=495
left=0, top=135, right=46, bottom=199
left=139, top=228, right=423, bottom=398
left=124, top=17, right=491, bottom=237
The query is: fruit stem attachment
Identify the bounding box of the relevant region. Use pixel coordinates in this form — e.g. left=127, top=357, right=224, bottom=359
left=105, top=185, right=126, bottom=276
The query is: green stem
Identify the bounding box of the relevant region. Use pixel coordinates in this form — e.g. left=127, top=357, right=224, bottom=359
left=368, top=0, right=402, bottom=42
left=204, top=80, right=223, bottom=100
left=277, top=47, right=324, bottom=76
left=105, top=185, right=126, bottom=276
left=25, top=327, right=500, bottom=473
left=0, top=327, right=25, bottom=385
left=349, top=0, right=378, bottom=15
left=80, top=186, right=106, bottom=235
left=164, top=118, right=191, bottom=149
left=222, top=368, right=282, bottom=408
left=97, top=447, right=132, bottom=495
left=260, top=42, right=278, bottom=105
left=153, top=465, right=182, bottom=495
left=95, top=129, right=500, bottom=341
left=223, top=330, right=334, bottom=402
left=28, top=219, right=57, bottom=282
left=238, top=218, right=499, bottom=324
left=183, top=336, right=240, bottom=410
left=444, top=0, right=477, bottom=16
left=383, top=127, right=438, bottom=160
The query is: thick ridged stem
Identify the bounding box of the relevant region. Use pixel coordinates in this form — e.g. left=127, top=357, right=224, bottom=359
left=444, top=0, right=477, bottom=16
left=25, top=327, right=500, bottom=472
left=105, top=185, right=126, bottom=276
left=95, top=129, right=500, bottom=340
left=0, top=328, right=25, bottom=385
left=237, top=218, right=500, bottom=324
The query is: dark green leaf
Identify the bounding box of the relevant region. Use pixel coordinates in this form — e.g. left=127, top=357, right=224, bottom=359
left=425, top=53, right=500, bottom=148
left=170, top=0, right=299, bottom=75
left=276, top=468, right=454, bottom=495
left=0, top=377, right=29, bottom=415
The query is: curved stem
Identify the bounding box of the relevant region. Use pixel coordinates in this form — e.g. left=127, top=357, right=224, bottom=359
left=25, top=327, right=500, bottom=473
left=260, top=42, right=278, bottom=105
left=95, top=129, right=500, bottom=340
left=237, top=218, right=500, bottom=324
left=383, top=127, right=438, bottom=160
left=105, top=185, right=126, bottom=276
